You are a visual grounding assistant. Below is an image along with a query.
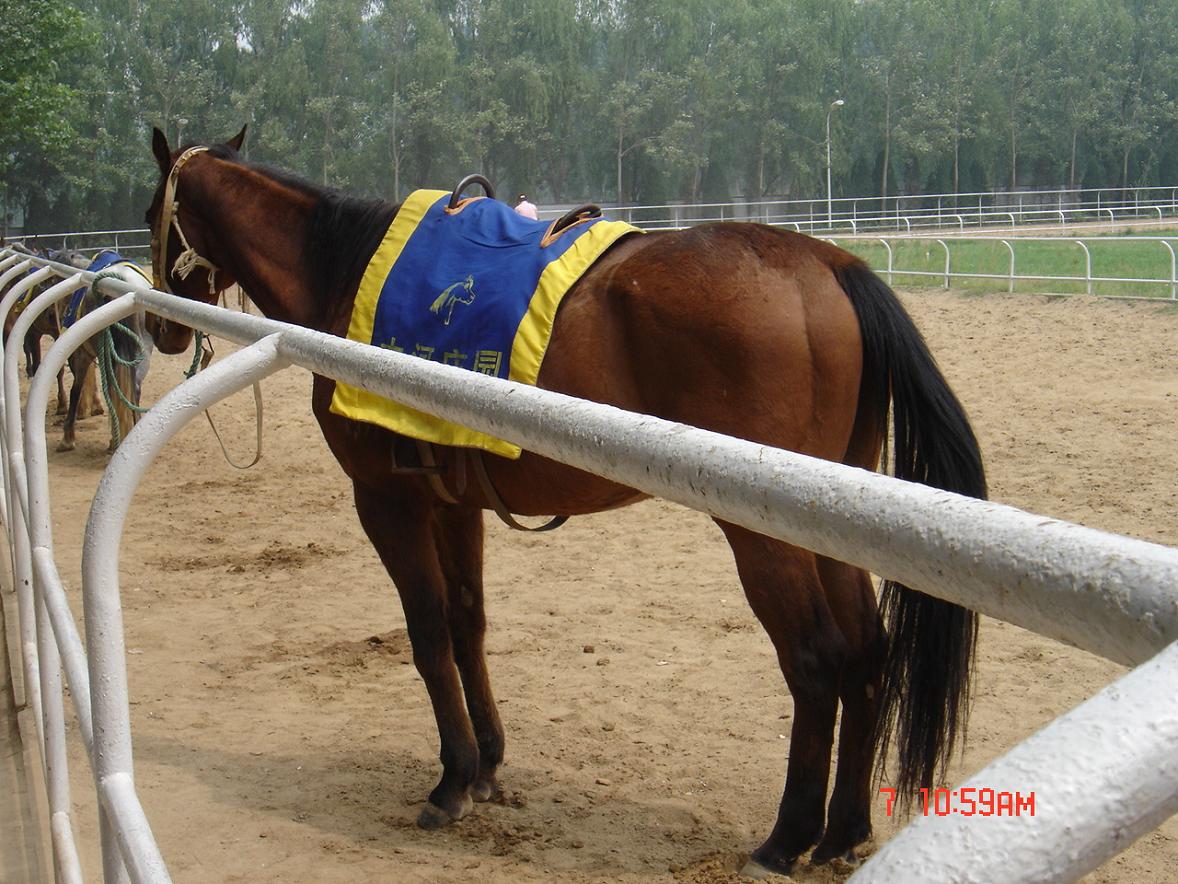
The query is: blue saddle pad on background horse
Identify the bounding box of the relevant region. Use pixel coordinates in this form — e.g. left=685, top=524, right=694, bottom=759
left=62, top=250, right=137, bottom=328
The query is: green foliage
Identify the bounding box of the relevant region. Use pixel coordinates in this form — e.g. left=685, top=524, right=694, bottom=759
left=0, top=0, right=90, bottom=229
left=5, top=0, right=1178, bottom=233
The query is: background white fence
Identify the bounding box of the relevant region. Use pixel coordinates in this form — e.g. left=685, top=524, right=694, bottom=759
left=601, top=184, right=1178, bottom=234
left=830, top=235, right=1178, bottom=300
left=1, top=246, right=1177, bottom=882
left=15, top=183, right=1178, bottom=258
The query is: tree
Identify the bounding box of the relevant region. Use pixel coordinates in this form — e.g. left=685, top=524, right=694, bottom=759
left=0, top=0, right=88, bottom=234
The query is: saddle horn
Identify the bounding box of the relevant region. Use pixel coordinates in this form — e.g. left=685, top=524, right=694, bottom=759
left=550, top=204, right=603, bottom=238
left=448, top=174, right=496, bottom=210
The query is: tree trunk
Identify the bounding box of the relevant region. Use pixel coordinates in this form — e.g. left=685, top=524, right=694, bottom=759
left=953, top=130, right=960, bottom=197
left=1009, top=114, right=1018, bottom=191
left=1070, top=127, right=1078, bottom=191
left=756, top=140, right=766, bottom=200
left=390, top=93, right=401, bottom=201
left=616, top=130, right=624, bottom=204
left=880, top=82, right=892, bottom=212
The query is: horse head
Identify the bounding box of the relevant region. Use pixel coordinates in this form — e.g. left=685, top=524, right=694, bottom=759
left=144, top=125, right=246, bottom=354
left=48, top=248, right=90, bottom=270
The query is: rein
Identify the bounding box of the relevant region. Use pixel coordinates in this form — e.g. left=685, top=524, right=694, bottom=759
left=152, top=145, right=221, bottom=295
left=186, top=333, right=265, bottom=472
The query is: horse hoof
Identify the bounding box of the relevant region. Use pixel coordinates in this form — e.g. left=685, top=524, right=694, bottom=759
left=471, top=777, right=502, bottom=803
left=416, top=795, right=473, bottom=830
left=56, top=440, right=75, bottom=453
left=739, top=857, right=794, bottom=879
left=812, top=848, right=860, bottom=868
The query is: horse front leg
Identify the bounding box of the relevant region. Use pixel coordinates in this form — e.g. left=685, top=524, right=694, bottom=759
left=352, top=479, right=480, bottom=828
left=24, top=330, right=39, bottom=378
left=57, top=365, right=86, bottom=451
left=432, top=504, right=506, bottom=802
left=55, top=367, right=68, bottom=415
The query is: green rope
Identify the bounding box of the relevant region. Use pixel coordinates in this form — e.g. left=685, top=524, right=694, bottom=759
left=185, top=329, right=206, bottom=379
left=96, top=320, right=150, bottom=448
left=89, top=268, right=151, bottom=447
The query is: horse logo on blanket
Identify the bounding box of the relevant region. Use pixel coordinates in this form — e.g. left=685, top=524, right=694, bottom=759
left=331, top=188, right=641, bottom=457
left=429, top=275, right=476, bottom=325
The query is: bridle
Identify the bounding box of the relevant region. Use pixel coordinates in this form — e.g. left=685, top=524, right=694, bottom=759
left=151, top=145, right=221, bottom=296
left=150, top=143, right=264, bottom=469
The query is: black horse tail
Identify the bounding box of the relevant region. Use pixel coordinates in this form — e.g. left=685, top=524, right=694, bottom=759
left=834, top=258, right=987, bottom=806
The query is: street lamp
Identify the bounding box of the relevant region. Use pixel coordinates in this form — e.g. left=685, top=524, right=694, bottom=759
left=826, top=99, right=844, bottom=228
left=177, top=117, right=189, bottom=146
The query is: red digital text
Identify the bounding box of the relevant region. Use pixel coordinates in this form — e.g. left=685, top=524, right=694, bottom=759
left=880, top=787, right=1035, bottom=817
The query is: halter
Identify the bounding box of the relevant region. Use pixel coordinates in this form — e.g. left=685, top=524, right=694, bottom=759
left=152, top=145, right=221, bottom=295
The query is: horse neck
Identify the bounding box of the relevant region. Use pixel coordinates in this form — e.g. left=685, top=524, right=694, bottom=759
left=187, top=159, right=320, bottom=327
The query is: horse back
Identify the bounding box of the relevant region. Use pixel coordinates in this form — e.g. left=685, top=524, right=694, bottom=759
left=539, top=223, right=866, bottom=463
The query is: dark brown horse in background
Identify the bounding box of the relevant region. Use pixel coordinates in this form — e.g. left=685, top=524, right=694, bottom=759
left=52, top=249, right=155, bottom=452
left=1, top=246, right=85, bottom=414
left=145, top=127, right=985, bottom=874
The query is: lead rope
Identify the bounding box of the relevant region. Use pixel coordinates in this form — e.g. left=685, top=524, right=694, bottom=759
left=185, top=330, right=265, bottom=470
left=96, top=321, right=150, bottom=447
left=91, top=267, right=151, bottom=447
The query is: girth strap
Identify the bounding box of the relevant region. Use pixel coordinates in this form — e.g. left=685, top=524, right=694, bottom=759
left=470, top=449, right=568, bottom=533
left=392, top=439, right=568, bottom=532
left=414, top=439, right=464, bottom=505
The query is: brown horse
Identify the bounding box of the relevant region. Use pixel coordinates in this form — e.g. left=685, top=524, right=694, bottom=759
left=1, top=246, right=81, bottom=414
left=145, top=127, right=985, bottom=874
left=54, top=250, right=155, bottom=452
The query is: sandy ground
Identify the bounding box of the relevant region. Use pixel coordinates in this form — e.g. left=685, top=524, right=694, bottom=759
left=33, top=288, right=1178, bottom=882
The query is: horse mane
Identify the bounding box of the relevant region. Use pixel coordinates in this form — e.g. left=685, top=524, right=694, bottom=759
left=205, top=144, right=399, bottom=322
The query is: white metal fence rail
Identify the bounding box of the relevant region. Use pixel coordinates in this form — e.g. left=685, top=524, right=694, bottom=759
left=597, top=184, right=1178, bottom=233
left=1, top=247, right=1177, bottom=882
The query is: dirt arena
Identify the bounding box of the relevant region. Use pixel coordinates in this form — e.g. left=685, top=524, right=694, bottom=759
left=40, top=287, right=1177, bottom=882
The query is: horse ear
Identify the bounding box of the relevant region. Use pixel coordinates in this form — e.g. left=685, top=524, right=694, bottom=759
left=226, top=125, right=247, bottom=153
left=152, top=127, right=172, bottom=172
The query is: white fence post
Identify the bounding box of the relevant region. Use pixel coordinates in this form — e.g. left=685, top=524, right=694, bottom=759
left=1162, top=240, right=1177, bottom=300
left=1001, top=240, right=1015, bottom=292
left=1075, top=240, right=1093, bottom=294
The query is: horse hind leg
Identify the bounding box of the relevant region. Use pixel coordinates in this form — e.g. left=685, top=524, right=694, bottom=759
left=718, top=522, right=847, bottom=876
left=810, top=557, right=885, bottom=865
left=106, top=362, right=138, bottom=452
left=76, top=358, right=103, bottom=419
left=810, top=392, right=888, bottom=865
left=432, top=504, right=506, bottom=802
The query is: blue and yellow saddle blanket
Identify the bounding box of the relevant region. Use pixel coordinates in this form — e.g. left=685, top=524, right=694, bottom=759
left=62, top=250, right=151, bottom=328
left=330, top=189, right=640, bottom=458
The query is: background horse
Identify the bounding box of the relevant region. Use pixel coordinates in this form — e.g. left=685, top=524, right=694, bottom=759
left=1, top=245, right=78, bottom=414
left=56, top=249, right=155, bottom=452
left=145, top=128, right=985, bottom=875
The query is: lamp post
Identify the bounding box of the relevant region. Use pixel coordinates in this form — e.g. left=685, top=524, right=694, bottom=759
left=177, top=117, right=189, bottom=146
left=826, top=99, right=844, bottom=228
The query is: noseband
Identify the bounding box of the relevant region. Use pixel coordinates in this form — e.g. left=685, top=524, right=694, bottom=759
left=152, top=145, right=221, bottom=296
